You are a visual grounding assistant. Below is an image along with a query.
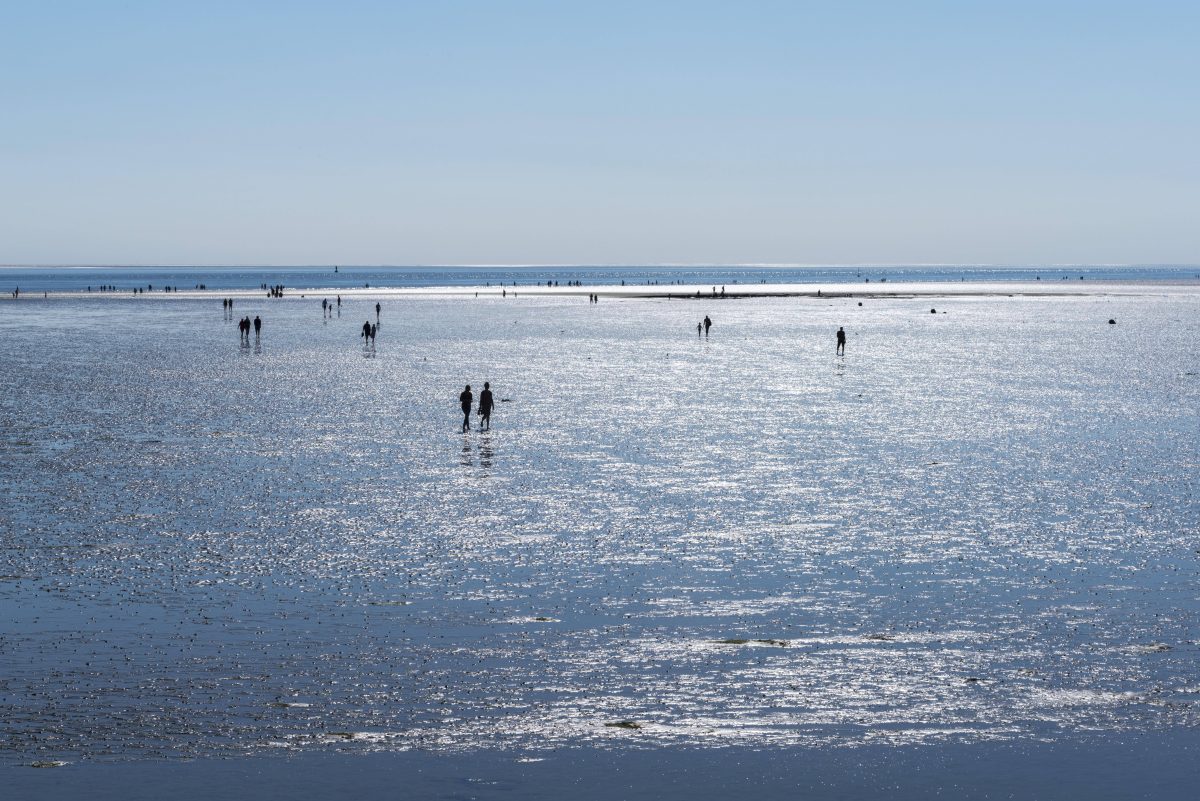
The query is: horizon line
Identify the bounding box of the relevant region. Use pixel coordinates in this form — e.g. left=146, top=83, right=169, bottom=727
left=2, top=262, right=1198, bottom=270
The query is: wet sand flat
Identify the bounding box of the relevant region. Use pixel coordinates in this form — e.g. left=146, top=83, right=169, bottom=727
left=2, top=285, right=1199, bottom=797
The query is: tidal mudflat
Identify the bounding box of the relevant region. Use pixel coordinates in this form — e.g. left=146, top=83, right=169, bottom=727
left=3, top=283, right=1199, bottom=798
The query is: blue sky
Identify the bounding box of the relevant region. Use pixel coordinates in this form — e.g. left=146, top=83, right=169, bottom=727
left=1, top=1, right=1196, bottom=265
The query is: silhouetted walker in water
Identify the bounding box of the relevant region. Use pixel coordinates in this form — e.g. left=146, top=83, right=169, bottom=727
left=704, top=315, right=712, bottom=337
left=361, top=320, right=371, bottom=344
left=836, top=326, right=846, bottom=355
left=253, top=316, right=261, bottom=340
left=697, top=321, right=702, bottom=337
left=369, top=323, right=377, bottom=345
left=460, top=384, right=474, bottom=432
left=375, top=302, right=381, bottom=323
left=478, top=382, right=494, bottom=431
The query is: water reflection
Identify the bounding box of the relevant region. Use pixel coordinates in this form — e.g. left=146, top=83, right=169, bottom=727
left=0, top=291, right=1197, bottom=764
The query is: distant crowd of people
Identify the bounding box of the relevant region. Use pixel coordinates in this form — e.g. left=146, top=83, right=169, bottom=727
left=213, top=293, right=855, bottom=434
left=83, top=283, right=184, bottom=293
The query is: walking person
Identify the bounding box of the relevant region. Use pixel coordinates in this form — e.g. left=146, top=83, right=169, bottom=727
left=375, top=302, right=381, bottom=324
left=478, top=382, right=494, bottom=431
left=697, top=321, right=702, bottom=338
left=361, top=320, right=371, bottom=344
left=704, top=315, right=712, bottom=337
left=322, top=298, right=328, bottom=318
left=836, top=326, right=846, bottom=355
left=253, top=315, right=262, bottom=340
left=459, top=385, right=473, bottom=432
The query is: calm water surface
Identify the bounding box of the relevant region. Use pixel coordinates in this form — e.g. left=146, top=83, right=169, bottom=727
left=1, top=287, right=1198, bottom=782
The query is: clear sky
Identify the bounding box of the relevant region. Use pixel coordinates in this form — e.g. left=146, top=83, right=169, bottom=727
left=1, top=1, right=1197, bottom=265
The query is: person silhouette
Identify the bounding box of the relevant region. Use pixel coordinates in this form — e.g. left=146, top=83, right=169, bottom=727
left=459, top=384, right=474, bottom=432
left=361, top=320, right=371, bottom=343
left=697, top=321, right=702, bottom=337
left=253, top=316, right=261, bottom=340
left=368, top=323, right=376, bottom=345
left=375, top=302, right=381, bottom=323
left=478, top=382, right=494, bottom=431
left=836, top=326, right=846, bottom=355
left=322, top=298, right=328, bottom=318
left=703, top=316, right=712, bottom=337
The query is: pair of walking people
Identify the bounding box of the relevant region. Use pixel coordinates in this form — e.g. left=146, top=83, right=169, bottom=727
left=459, top=382, right=494, bottom=432
left=238, top=316, right=261, bottom=342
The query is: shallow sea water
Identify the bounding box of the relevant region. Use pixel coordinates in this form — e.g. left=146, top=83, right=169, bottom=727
left=2, top=287, right=1199, bottom=773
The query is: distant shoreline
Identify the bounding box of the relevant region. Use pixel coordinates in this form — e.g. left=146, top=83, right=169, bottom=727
left=7, top=280, right=1200, bottom=302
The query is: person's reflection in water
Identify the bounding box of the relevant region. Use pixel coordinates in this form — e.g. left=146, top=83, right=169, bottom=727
left=478, top=436, right=494, bottom=470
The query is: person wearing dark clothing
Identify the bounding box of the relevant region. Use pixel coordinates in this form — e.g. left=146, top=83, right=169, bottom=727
left=478, top=382, right=494, bottom=431
left=459, top=385, right=473, bottom=432
left=362, top=321, right=371, bottom=343
left=375, top=302, right=381, bottom=322
left=369, top=323, right=376, bottom=344
left=836, top=326, right=846, bottom=355
left=703, top=315, right=712, bottom=336
left=253, top=316, right=261, bottom=339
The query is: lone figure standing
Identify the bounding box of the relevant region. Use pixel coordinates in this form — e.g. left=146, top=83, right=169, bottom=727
left=703, top=315, right=712, bottom=337
left=836, top=326, right=846, bottom=355
left=459, top=384, right=474, bottom=432
left=478, top=382, right=494, bottom=431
